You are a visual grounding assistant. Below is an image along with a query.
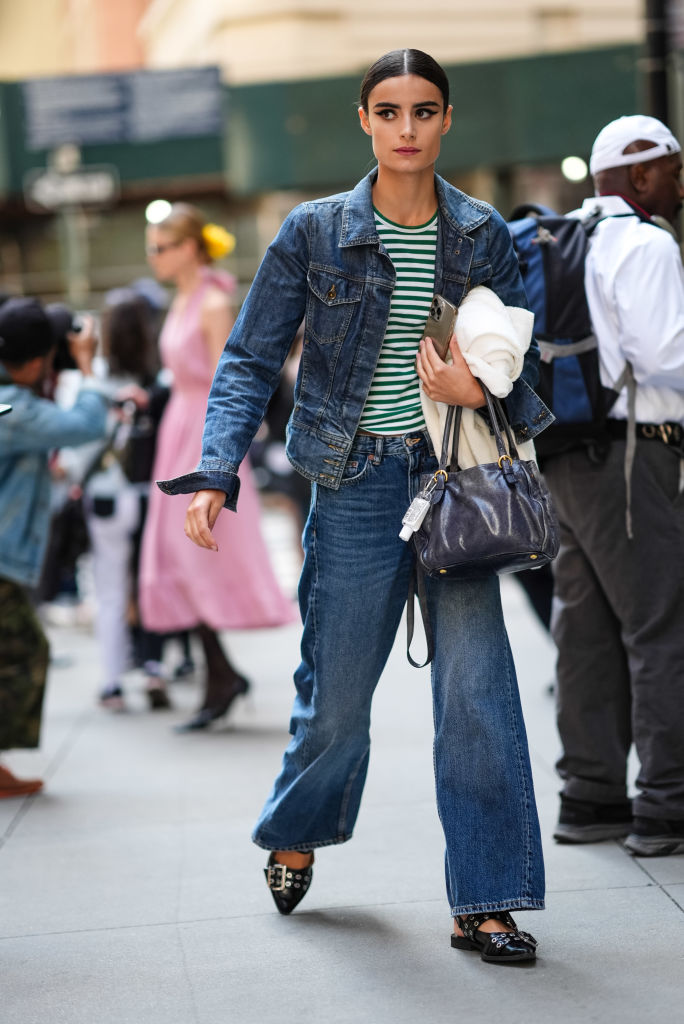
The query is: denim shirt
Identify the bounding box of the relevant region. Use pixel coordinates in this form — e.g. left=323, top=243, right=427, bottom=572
left=0, top=371, right=108, bottom=587
left=160, top=170, right=551, bottom=510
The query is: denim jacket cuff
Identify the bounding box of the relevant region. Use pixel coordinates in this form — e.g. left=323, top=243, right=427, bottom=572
left=156, top=470, right=240, bottom=511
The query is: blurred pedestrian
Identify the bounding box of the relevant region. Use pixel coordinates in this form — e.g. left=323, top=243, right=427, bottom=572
left=102, top=282, right=197, bottom=684
left=0, top=298, right=107, bottom=796
left=80, top=292, right=173, bottom=711
left=139, top=204, right=294, bottom=732
left=545, top=116, right=684, bottom=856
left=164, top=51, right=550, bottom=962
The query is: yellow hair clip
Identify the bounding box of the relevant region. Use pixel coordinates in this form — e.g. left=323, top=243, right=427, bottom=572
left=201, top=223, right=236, bottom=260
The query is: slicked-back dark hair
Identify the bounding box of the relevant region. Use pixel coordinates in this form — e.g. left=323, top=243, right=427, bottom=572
left=360, top=49, right=450, bottom=113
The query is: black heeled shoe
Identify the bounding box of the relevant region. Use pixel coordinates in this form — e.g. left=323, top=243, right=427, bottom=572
left=451, top=911, right=537, bottom=964
left=174, top=675, right=250, bottom=732
left=264, top=852, right=314, bottom=915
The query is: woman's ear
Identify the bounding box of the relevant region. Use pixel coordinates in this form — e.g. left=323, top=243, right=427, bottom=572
left=358, top=106, right=372, bottom=137
left=441, top=105, right=453, bottom=136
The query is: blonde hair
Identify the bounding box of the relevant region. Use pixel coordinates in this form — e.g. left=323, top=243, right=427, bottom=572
left=157, top=203, right=235, bottom=263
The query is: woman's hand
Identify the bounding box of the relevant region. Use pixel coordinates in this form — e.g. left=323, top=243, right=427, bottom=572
left=184, top=489, right=227, bottom=551
left=417, top=335, right=484, bottom=409
left=113, top=383, right=150, bottom=409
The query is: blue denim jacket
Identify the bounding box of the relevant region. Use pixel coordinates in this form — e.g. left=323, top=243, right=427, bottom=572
left=0, top=372, right=108, bottom=587
left=160, top=170, right=551, bottom=510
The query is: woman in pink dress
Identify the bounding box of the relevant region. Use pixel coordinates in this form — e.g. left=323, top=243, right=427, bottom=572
left=139, top=203, right=295, bottom=730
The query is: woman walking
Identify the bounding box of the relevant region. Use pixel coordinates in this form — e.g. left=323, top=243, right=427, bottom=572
left=84, top=292, right=173, bottom=711
left=139, top=204, right=295, bottom=731
left=162, top=51, right=550, bottom=962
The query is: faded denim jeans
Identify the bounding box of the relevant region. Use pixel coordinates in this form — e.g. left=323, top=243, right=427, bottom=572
left=252, top=431, right=545, bottom=916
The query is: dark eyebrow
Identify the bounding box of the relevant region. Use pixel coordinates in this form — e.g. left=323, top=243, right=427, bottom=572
left=372, top=100, right=441, bottom=110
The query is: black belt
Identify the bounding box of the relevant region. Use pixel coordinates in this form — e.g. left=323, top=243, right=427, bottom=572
left=607, top=419, right=684, bottom=451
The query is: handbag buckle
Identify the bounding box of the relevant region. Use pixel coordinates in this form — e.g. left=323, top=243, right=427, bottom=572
left=497, top=454, right=513, bottom=469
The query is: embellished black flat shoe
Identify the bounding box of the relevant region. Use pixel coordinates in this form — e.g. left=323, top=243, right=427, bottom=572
left=451, top=911, right=537, bottom=964
left=264, top=852, right=314, bottom=915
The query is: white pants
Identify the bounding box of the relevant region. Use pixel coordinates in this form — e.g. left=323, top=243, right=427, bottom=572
left=86, top=488, right=140, bottom=688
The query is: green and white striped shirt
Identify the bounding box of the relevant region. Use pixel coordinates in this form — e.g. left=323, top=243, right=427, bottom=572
left=358, top=208, right=438, bottom=434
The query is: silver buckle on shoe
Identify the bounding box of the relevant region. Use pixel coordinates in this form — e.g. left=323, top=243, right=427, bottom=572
left=267, top=863, right=288, bottom=892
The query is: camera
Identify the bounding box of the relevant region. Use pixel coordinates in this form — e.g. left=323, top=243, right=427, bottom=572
left=44, top=303, right=82, bottom=371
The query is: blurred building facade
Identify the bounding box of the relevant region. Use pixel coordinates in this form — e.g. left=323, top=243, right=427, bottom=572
left=138, top=0, right=642, bottom=82
left=0, top=0, right=149, bottom=77
left=0, top=1, right=643, bottom=82
left=0, top=1, right=671, bottom=307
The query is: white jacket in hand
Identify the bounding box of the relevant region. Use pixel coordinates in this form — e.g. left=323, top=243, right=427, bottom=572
left=420, top=285, right=536, bottom=468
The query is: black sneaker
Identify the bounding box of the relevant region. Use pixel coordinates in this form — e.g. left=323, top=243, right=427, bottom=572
left=624, top=817, right=684, bottom=856
left=553, top=795, right=632, bottom=844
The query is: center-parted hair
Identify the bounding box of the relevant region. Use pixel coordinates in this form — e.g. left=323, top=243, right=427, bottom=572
left=359, top=49, right=450, bottom=113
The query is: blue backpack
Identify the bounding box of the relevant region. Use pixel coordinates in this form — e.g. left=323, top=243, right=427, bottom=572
left=507, top=203, right=618, bottom=460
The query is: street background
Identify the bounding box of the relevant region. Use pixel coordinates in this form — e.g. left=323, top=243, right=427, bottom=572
left=2, top=4, right=684, bottom=1020
left=2, top=515, right=683, bottom=1024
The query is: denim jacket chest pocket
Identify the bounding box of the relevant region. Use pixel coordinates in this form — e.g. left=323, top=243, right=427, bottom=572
left=440, top=230, right=492, bottom=294
left=306, top=267, right=364, bottom=344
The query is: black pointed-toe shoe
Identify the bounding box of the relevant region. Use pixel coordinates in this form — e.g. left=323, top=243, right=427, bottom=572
left=451, top=911, right=537, bottom=964
left=264, top=852, right=314, bottom=915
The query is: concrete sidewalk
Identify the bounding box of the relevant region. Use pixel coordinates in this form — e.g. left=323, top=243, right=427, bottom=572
left=2, top=577, right=683, bottom=1024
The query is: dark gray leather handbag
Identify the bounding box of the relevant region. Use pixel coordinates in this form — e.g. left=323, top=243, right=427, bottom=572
left=407, top=384, right=559, bottom=666
left=414, top=384, right=559, bottom=579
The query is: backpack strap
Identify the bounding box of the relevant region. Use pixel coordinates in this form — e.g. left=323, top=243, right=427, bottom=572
left=609, top=361, right=637, bottom=539
left=538, top=335, right=598, bottom=362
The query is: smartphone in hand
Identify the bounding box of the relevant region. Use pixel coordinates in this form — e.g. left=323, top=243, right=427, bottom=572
left=420, top=294, right=458, bottom=360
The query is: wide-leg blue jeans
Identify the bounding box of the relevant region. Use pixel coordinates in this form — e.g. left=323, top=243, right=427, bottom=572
left=252, top=431, right=545, bottom=916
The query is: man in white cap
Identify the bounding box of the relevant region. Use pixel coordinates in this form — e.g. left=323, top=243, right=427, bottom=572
left=545, top=115, right=684, bottom=856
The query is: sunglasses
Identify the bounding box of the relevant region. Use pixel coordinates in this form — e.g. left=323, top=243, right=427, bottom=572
left=146, top=240, right=182, bottom=256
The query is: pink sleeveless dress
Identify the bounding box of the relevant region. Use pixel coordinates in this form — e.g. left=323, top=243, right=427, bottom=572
left=139, top=271, right=296, bottom=632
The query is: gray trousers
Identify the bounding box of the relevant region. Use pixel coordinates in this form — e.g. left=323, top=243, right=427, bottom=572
left=544, top=438, right=684, bottom=820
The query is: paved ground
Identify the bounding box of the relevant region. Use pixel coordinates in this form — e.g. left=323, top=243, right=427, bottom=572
left=2, top=551, right=684, bottom=1023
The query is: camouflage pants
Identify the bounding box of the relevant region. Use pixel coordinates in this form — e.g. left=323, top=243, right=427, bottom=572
left=0, top=578, right=49, bottom=750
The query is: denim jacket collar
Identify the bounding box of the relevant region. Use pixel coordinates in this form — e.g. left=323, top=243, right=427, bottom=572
left=339, top=168, right=491, bottom=248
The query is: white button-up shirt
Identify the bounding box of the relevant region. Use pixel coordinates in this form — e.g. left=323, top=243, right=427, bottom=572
left=577, top=195, right=684, bottom=425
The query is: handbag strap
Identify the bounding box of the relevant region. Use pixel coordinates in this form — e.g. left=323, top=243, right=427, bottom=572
left=441, top=383, right=520, bottom=483
left=439, top=404, right=457, bottom=467
left=490, top=394, right=520, bottom=461
left=406, top=563, right=434, bottom=668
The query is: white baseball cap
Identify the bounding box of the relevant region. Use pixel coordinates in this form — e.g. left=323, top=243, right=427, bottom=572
left=589, top=115, right=681, bottom=175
